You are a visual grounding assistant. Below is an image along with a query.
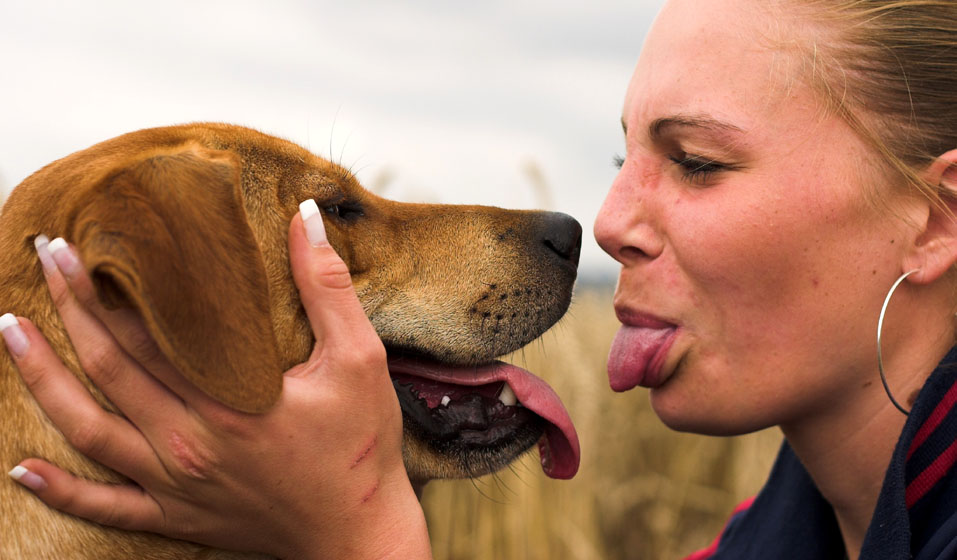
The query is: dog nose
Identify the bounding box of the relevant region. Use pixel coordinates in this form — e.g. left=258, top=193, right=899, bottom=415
left=540, top=212, right=582, bottom=267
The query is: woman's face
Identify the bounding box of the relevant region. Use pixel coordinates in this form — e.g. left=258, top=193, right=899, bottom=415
left=594, top=0, right=915, bottom=434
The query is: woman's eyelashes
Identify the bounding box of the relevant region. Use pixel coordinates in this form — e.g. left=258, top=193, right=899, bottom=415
left=668, top=153, right=733, bottom=184
left=612, top=152, right=734, bottom=185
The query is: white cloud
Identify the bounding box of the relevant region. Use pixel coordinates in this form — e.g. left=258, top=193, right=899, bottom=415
left=0, top=0, right=664, bottom=277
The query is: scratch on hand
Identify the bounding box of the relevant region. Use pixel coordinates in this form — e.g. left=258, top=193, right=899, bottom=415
left=360, top=481, right=380, bottom=504
left=351, top=435, right=377, bottom=469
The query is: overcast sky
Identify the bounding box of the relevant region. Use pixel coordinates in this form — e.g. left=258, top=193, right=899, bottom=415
left=0, top=0, right=665, bottom=279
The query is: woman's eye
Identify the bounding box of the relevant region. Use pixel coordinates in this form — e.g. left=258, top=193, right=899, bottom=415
left=668, top=153, right=729, bottom=184
left=613, top=154, right=625, bottom=169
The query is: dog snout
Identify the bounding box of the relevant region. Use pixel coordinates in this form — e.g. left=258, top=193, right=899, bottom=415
left=539, top=212, right=582, bottom=268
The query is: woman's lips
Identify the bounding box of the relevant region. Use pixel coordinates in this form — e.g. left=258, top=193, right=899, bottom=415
left=607, top=319, right=678, bottom=391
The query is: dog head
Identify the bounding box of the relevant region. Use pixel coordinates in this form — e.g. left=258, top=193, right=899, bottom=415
left=6, top=123, right=581, bottom=484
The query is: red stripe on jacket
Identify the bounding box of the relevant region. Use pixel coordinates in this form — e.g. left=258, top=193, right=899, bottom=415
left=683, top=497, right=756, bottom=560
left=905, top=377, right=957, bottom=508
left=906, top=437, right=957, bottom=508
left=907, top=381, right=957, bottom=461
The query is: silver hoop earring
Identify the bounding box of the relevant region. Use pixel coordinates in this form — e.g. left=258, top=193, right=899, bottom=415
left=877, top=269, right=919, bottom=416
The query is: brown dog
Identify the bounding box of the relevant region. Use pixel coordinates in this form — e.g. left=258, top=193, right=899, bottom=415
left=0, top=123, right=581, bottom=558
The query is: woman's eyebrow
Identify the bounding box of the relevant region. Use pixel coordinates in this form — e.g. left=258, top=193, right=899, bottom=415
left=649, top=115, right=744, bottom=140
left=620, top=115, right=746, bottom=144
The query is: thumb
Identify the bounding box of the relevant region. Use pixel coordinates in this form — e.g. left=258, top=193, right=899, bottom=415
left=289, top=199, right=384, bottom=372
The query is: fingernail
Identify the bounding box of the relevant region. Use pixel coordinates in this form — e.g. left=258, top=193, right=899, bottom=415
left=299, top=199, right=327, bottom=247
left=47, top=237, right=81, bottom=277
left=34, top=234, right=57, bottom=274
left=8, top=465, right=47, bottom=492
left=0, top=313, right=29, bottom=358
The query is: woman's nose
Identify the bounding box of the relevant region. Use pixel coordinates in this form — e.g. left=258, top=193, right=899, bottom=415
left=593, top=160, right=665, bottom=265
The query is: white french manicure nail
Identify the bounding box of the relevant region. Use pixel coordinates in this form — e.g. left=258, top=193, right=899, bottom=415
left=0, top=313, right=29, bottom=358
left=34, top=234, right=56, bottom=274
left=8, top=465, right=47, bottom=492
left=47, top=238, right=81, bottom=277
left=299, top=199, right=327, bottom=247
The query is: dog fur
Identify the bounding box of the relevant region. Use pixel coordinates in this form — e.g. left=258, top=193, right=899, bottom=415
left=0, top=123, right=580, bottom=558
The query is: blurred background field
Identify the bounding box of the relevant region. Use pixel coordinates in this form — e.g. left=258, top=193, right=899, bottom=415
left=420, top=286, right=783, bottom=560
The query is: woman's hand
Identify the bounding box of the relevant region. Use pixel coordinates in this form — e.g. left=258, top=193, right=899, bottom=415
left=2, top=201, right=431, bottom=559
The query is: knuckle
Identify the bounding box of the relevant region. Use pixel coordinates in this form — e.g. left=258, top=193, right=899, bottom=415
left=48, top=485, right=80, bottom=513
left=91, top=500, right=136, bottom=530
left=48, top=282, right=74, bottom=312
left=351, top=339, right=388, bottom=371
left=17, top=356, right=58, bottom=393
left=78, top=343, right=124, bottom=387
left=165, top=518, right=198, bottom=541
left=66, top=421, right=111, bottom=460
left=199, top=405, right=252, bottom=438
left=71, top=281, right=99, bottom=310
left=315, top=256, right=354, bottom=291
left=124, top=324, right=164, bottom=366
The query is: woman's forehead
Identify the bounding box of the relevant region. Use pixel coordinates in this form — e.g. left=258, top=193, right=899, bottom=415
left=624, top=0, right=811, bottom=137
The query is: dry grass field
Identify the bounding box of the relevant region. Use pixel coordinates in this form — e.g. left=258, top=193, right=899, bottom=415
left=421, top=286, right=783, bottom=560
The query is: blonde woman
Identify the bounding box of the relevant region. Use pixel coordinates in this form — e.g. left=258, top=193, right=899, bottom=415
left=5, top=0, right=957, bottom=558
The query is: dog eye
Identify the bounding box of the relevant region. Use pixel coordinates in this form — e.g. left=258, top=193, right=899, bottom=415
left=324, top=203, right=364, bottom=222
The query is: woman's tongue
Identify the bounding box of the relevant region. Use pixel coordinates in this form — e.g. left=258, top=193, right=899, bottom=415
left=607, top=325, right=676, bottom=391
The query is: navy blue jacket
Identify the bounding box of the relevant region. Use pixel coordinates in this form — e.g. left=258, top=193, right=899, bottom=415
left=688, top=346, right=957, bottom=559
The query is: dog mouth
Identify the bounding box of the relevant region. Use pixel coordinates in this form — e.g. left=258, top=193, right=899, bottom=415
left=386, top=354, right=580, bottom=479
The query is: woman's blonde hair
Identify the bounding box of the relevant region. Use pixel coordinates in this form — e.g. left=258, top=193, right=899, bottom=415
left=786, top=0, right=957, bottom=208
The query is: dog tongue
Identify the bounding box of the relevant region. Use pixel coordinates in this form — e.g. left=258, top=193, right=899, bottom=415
left=387, top=357, right=581, bottom=479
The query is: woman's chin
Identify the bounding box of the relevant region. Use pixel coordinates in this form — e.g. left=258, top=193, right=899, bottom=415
left=649, top=386, right=773, bottom=437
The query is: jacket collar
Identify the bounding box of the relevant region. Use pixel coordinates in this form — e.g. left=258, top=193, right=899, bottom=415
left=709, top=345, right=957, bottom=559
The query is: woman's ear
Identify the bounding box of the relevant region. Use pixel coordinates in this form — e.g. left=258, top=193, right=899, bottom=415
left=904, top=149, right=957, bottom=284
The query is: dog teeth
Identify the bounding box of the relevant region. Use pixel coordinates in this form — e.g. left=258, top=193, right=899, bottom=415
left=440, top=395, right=451, bottom=406
left=498, top=384, right=518, bottom=407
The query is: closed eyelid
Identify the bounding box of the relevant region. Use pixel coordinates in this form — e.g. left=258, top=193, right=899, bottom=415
left=650, top=117, right=753, bottom=167
left=622, top=114, right=747, bottom=156
left=619, top=114, right=749, bottom=174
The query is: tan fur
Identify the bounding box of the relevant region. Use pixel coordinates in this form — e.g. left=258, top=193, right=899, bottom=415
left=0, top=123, right=579, bottom=558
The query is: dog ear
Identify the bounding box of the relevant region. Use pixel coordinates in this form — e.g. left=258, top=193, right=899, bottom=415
left=66, top=144, right=282, bottom=413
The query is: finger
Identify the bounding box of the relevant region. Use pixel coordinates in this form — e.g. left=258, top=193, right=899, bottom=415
left=41, top=236, right=211, bottom=414
left=1, top=315, right=162, bottom=482
left=41, top=235, right=168, bottom=376
left=290, top=201, right=387, bottom=377
left=42, top=236, right=255, bottom=429
left=292, top=200, right=374, bottom=335
left=9, top=459, right=164, bottom=534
